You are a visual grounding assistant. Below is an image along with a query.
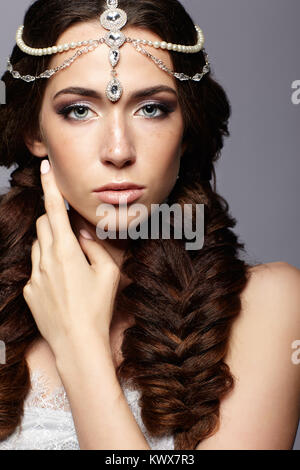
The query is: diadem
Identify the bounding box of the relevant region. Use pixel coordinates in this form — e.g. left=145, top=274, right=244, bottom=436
left=7, top=0, right=210, bottom=102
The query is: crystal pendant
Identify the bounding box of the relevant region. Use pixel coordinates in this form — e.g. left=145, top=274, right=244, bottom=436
left=100, top=0, right=127, bottom=102
left=105, top=30, right=126, bottom=48
left=23, top=75, right=36, bottom=82
left=108, top=11, right=121, bottom=22
left=40, top=69, right=55, bottom=78
left=109, top=49, right=120, bottom=67
left=7, top=59, right=13, bottom=72
left=106, top=77, right=123, bottom=102
left=100, top=8, right=127, bottom=32
left=174, top=73, right=190, bottom=80
left=107, top=0, right=118, bottom=7
left=192, top=73, right=203, bottom=81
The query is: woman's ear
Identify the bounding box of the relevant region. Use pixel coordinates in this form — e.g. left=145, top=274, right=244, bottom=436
left=24, top=130, right=48, bottom=157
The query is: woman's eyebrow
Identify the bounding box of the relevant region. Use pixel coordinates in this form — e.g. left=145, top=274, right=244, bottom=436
left=53, top=85, right=178, bottom=101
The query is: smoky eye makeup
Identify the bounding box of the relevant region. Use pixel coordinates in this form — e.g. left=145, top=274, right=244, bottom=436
left=55, top=102, right=96, bottom=120
left=54, top=98, right=178, bottom=121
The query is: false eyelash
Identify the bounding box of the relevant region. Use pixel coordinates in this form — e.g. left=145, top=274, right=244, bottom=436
left=56, top=102, right=174, bottom=121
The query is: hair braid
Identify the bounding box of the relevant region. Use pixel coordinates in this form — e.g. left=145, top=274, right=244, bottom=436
left=115, top=180, right=250, bottom=449
left=0, top=163, right=43, bottom=440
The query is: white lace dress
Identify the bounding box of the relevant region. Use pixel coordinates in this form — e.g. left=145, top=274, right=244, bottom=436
left=0, top=369, right=174, bottom=450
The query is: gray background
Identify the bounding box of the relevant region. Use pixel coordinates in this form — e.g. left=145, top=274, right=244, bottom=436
left=0, top=0, right=299, bottom=450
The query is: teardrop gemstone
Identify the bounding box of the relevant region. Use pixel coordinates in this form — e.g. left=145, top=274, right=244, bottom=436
left=106, top=78, right=123, bottom=102
left=109, top=49, right=120, bottom=67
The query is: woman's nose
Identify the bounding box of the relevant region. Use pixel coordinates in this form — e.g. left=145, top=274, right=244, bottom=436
left=100, top=112, right=136, bottom=168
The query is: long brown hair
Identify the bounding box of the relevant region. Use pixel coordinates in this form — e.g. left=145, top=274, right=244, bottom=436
left=0, top=0, right=253, bottom=449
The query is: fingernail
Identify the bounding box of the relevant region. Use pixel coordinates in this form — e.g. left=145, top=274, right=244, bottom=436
left=80, top=229, right=93, bottom=240
left=41, top=159, right=50, bottom=174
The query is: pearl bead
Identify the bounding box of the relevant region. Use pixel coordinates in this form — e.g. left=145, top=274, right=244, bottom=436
left=14, top=21, right=207, bottom=65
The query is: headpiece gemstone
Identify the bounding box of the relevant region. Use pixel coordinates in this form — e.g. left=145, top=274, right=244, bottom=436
left=100, top=8, right=127, bottom=32
left=105, top=31, right=126, bottom=48
left=106, top=78, right=123, bottom=102
left=109, top=49, right=120, bottom=66
left=174, top=73, right=190, bottom=80
left=192, top=73, right=203, bottom=81
left=107, top=12, right=121, bottom=22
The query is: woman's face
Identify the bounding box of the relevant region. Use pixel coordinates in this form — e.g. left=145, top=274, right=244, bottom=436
left=28, top=20, right=186, bottom=233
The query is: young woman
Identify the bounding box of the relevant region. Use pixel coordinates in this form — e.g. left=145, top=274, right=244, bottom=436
left=0, top=0, right=299, bottom=450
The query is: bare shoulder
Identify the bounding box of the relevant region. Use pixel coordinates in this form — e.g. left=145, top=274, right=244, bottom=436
left=238, top=261, right=300, bottom=325
left=196, top=261, right=300, bottom=450
left=230, top=261, right=300, bottom=356
left=243, top=261, right=300, bottom=305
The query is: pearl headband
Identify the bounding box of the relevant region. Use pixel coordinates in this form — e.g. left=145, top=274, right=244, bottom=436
left=7, top=0, right=210, bottom=102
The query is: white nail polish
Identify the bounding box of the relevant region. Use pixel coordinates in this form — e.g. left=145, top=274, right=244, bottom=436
left=41, top=159, right=50, bottom=174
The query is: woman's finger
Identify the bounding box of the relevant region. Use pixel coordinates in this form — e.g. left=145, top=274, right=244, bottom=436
left=30, top=238, right=41, bottom=278
left=36, top=213, right=53, bottom=257
left=40, top=159, right=76, bottom=247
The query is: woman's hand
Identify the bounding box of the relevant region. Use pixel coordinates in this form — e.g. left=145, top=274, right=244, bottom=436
left=22, top=159, right=121, bottom=356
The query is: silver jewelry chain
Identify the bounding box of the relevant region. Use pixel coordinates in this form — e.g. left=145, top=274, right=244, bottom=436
left=7, top=37, right=210, bottom=84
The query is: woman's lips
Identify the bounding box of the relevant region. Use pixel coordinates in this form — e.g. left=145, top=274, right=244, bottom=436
left=93, top=188, right=145, bottom=204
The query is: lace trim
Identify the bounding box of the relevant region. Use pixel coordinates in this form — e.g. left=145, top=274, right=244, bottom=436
left=25, top=369, right=71, bottom=412
left=0, top=368, right=174, bottom=450
left=25, top=368, right=134, bottom=413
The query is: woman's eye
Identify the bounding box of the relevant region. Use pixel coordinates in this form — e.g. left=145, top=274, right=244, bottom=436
left=58, top=105, right=95, bottom=121
left=137, top=103, right=171, bottom=119
left=58, top=102, right=172, bottom=121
